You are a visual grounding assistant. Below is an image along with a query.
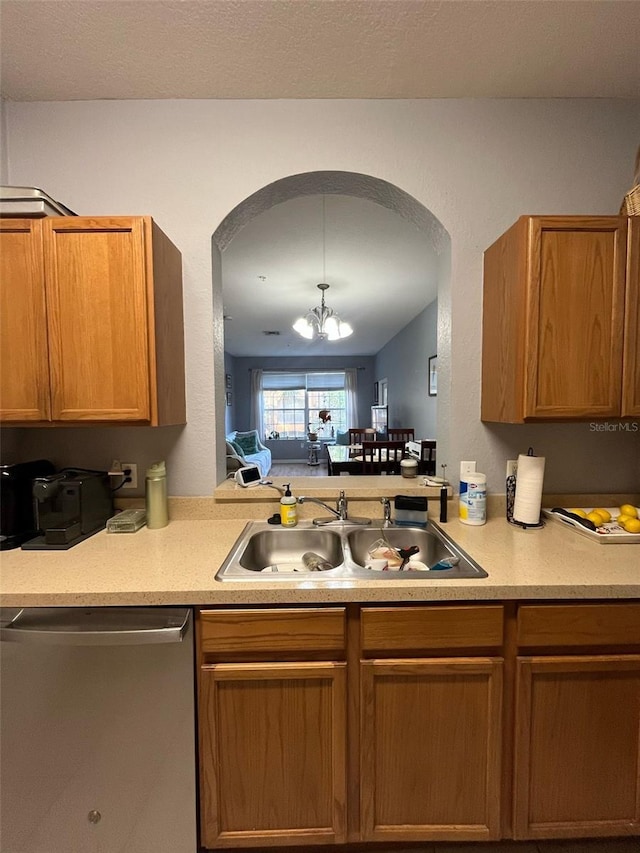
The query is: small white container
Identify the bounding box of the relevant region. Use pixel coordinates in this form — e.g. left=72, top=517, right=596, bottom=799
left=459, top=472, right=487, bottom=526
left=366, top=558, right=388, bottom=571
left=400, top=458, right=418, bottom=478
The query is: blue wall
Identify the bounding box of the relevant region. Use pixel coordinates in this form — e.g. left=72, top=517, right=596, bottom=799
left=374, top=300, right=437, bottom=439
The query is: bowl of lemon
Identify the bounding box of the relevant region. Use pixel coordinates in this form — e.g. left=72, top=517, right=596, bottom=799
left=543, top=504, right=640, bottom=543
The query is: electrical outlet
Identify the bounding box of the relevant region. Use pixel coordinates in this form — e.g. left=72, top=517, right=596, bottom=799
left=121, top=463, right=138, bottom=490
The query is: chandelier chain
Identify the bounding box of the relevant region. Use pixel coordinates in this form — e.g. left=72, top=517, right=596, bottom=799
left=322, top=195, right=326, bottom=283
left=291, top=194, right=353, bottom=341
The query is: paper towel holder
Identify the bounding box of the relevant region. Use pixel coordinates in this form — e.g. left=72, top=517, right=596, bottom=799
left=506, top=448, right=545, bottom=529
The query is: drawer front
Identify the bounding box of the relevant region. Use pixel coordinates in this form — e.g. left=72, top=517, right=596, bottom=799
left=517, top=604, right=640, bottom=648
left=199, top=607, right=346, bottom=655
left=361, top=605, right=504, bottom=652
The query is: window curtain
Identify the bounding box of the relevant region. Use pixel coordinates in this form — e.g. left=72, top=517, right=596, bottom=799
left=345, top=368, right=357, bottom=428
left=250, top=369, right=264, bottom=438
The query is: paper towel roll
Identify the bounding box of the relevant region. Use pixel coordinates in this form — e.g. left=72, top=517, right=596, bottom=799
left=513, top=453, right=545, bottom=525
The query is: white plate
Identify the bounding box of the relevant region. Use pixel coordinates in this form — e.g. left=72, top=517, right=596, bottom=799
left=542, top=507, right=640, bottom=544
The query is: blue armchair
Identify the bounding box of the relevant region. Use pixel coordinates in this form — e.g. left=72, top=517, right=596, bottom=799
left=226, top=430, right=272, bottom=477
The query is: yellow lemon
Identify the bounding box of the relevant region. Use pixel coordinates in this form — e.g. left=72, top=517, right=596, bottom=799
left=588, top=509, right=608, bottom=524
left=619, top=504, right=638, bottom=519
left=586, top=511, right=604, bottom=527
left=593, top=508, right=611, bottom=523
left=617, top=515, right=632, bottom=526
left=569, top=508, right=588, bottom=518
left=622, top=518, right=640, bottom=534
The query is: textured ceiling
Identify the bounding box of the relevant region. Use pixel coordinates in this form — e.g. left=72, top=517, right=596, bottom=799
left=2, top=0, right=639, bottom=101
left=222, top=193, right=439, bottom=358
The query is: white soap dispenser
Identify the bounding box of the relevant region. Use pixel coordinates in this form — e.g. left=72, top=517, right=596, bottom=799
left=280, top=483, right=297, bottom=527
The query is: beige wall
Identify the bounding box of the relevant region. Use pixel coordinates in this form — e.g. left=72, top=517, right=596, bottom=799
left=3, top=98, right=639, bottom=496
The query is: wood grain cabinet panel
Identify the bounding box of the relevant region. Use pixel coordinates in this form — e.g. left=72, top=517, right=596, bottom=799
left=199, top=608, right=346, bottom=657
left=513, top=655, right=640, bottom=840
left=622, top=216, right=640, bottom=417
left=360, top=657, right=503, bottom=842
left=361, top=605, right=503, bottom=652
left=0, top=216, right=185, bottom=425
left=482, top=216, right=633, bottom=422
left=199, top=661, right=347, bottom=848
left=0, top=219, right=51, bottom=420
left=518, top=603, right=640, bottom=649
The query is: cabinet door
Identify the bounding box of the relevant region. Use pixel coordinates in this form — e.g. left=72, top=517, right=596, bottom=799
left=514, top=655, right=640, bottom=840
left=0, top=219, right=51, bottom=420
left=360, top=658, right=503, bottom=842
left=622, top=216, right=640, bottom=417
left=199, top=661, right=347, bottom=848
left=43, top=217, right=151, bottom=421
left=525, top=217, right=627, bottom=419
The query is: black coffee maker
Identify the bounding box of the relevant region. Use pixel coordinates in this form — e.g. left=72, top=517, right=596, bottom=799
left=22, top=469, right=113, bottom=550
left=0, top=460, right=56, bottom=550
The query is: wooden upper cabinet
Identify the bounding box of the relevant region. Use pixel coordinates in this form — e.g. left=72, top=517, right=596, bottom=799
left=482, top=216, right=631, bottom=422
left=622, top=216, right=640, bottom=416
left=0, top=219, right=51, bottom=421
left=0, top=216, right=185, bottom=425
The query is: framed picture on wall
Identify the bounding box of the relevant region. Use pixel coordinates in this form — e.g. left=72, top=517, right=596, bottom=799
left=373, top=381, right=379, bottom=404
left=225, top=373, right=232, bottom=390
left=225, top=391, right=232, bottom=407
left=428, top=355, right=437, bottom=397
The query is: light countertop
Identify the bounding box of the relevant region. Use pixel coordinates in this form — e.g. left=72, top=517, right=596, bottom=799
left=1, top=509, right=639, bottom=607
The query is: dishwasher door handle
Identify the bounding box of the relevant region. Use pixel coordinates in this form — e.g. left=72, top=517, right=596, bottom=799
left=0, top=607, right=190, bottom=645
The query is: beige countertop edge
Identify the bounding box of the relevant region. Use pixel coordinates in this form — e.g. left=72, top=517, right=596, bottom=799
left=1, top=515, right=639, bottom=608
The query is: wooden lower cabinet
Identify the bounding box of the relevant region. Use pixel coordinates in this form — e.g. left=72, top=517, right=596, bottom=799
left=197, top=602, right=640, bottom=849
left=199, top=661, right=347, bottom=848
left=360, top=657, right=503, bottom=842
left=513, top=654, right=640, bottom=840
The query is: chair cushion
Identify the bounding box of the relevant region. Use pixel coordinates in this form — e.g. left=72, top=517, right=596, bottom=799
left=336, top=430, right=350, bottom=446
left=234, top=431, right=260, bottom=455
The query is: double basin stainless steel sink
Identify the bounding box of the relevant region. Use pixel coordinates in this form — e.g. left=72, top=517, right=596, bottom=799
left=215, top=520, right=487, bottom=582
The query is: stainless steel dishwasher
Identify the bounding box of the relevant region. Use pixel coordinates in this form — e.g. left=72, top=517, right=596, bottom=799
left=0, top=606, right=197, bottom=853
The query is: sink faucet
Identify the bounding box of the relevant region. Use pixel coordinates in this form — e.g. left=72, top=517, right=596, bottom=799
left=297, top=490, right=370, bottom=526
left=381, top=497, right=392, bottom=526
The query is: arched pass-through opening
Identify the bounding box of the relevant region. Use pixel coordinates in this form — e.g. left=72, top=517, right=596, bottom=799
left=211, top=170, right=451, bottom=484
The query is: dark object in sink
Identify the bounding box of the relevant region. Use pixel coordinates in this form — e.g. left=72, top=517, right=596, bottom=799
left=347, top=527, right=453, bottom=571
left=301, top=552, right=335, bottom=572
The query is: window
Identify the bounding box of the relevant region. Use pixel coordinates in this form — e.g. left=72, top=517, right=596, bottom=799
left=262, top=371, right=347, bottom=440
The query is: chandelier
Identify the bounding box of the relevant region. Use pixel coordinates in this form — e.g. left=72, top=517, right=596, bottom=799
left=293, top=283, right=353, bottom=341
left=292, top=196, right=353, bottom=341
